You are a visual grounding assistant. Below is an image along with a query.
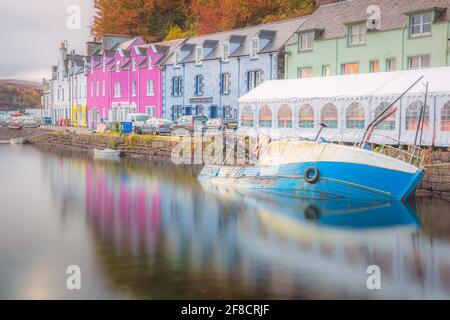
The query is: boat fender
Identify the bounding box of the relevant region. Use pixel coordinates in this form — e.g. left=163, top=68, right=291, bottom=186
left=304, top=205, right=320, bottom=220
left=304, top=167, right=320, bottom=184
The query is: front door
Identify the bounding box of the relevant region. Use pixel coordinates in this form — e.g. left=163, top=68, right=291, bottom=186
left=210, top=105, right=218, bottom=119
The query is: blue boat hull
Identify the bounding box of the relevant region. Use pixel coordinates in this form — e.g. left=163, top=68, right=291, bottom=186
left=198, top=161, right=424, bottom=202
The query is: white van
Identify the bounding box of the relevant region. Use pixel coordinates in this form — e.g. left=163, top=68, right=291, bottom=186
left=126, top=113, right=151, bottom=133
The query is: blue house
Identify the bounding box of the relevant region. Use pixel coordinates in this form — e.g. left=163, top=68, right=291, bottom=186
left=160, top=16, right=309, bottom=121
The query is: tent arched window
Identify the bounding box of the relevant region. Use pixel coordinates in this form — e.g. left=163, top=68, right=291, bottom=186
left=374, top=102, right=396, bottom=130
left=320, top=103, right=338, bottom=129
left=405, top=101, right=429, bottom=131
left=278, top=104, right=292, bottom=128
left=259, top=105, right=272, bottom=128
left=441, top=101, right=450, bottom=132
left=298, top=104, right=314, bottom=128
left=346, top=102, right=365, bottom=129
left=241, top=105, right=254, bottom=127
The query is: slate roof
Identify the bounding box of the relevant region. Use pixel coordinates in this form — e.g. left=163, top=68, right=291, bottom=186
left=161, top=15, right=310, bottom=66
left=297, top=0, right=450, bottom=40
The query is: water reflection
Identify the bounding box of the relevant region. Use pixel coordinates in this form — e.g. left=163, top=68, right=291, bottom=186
left=2, top=145, right=450, bottom=299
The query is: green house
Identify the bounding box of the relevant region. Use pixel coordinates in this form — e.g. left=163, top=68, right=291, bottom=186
left=285, top=0, right=450, bottom=79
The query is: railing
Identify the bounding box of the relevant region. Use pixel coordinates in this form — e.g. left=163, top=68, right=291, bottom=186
left=376, top=144, right=426, bottom=167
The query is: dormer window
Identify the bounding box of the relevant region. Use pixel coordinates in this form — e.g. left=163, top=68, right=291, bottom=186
left=116, top=60, right=120, bottom=72
left=222, top=43, right=230, bottom=61
left=250, top=37, right=259, bottom=59
left=410, top=12, right=432, bottom=37
left=348, top=23, right=366, bottom=45
left=195, top=46, right=203, bottom=65
left=148, top=55, right=153, bottom=69
left=299, top=32, right=313, bottom=51
left=174, top=50, right=181, bottom=67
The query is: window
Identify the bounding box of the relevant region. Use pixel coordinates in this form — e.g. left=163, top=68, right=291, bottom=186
left=259, top=105, right=272, bottom=128
left=250, top=38, right=259, bottom=59
left=247, top=70, right=262, bottom=91
left=408, top=55, right=430, bottom=69
left=410, top=12, right=432, bottom=37
left=342, top=63, right=359, bottom=75
left=299, top=104, right=315, bottom=128
left=174, top=50, right=181, bottom=67
left=386, top=58, right=397, bottom=71
left=322, top=65, right=331, bottom=77
left=346, top=102, right=365, bottom=129
left=171, top=76, right=183, bottom=96
left=195, top=46, right=203, bottom=65
left=298, top=67, right=313, bottom=78
left=321, top=103, right=338, bottom=129
left=132, top=58, right=136, bottom=71
left=132, top=81, right=137, bottom=97
left=299, top=32, right=313, bottom=51
left=103, top=60, right=106, bottom=72
left=348, top=23, right=366, bottom=45
left=148, top=55, right=153, bottom=69
left=114, top=82, right=121, bottom=97
left=222, top=43, right=230, bottom=61
left=441, top=102, right=450, bottom=131
left=116, top=60, right=120, bottom=72
left=220, top=73, right=230, bottom=95
left=375, top=102, right=396, bottom=130
left=96, top=81, right=99, bottom=97
left=278, top=105, right=292, bottom=128
left=370, top=60, right=380, bottom=73
left=406, top=101, right=430, bottom=130
left=195, top=75, right=204, bottom=96
left=145, top=106, right=156, bottom=117
left=102, top=80, right=105, bottom=96
left=146, top=80, right=154, bottom=96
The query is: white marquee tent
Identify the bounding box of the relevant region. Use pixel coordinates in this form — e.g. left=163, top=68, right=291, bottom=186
left=238, top=66, right=450, bottom=147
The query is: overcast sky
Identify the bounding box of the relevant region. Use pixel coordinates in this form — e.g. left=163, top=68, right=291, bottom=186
left=0, top=0, right=94, bottom=82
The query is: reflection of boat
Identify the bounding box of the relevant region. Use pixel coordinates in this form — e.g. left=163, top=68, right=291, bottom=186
left=199, top=140, right=424, bottom=202
left=10, top=138, right=26, bottom=145
left=93, top=148, right=121, bottom=159
left=199, top=180, right=420, bottom=234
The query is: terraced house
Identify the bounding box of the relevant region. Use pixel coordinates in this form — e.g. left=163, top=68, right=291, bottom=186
left=160, top=16, right=309, bottom=121
left=286, top=0, right=450, bottom=78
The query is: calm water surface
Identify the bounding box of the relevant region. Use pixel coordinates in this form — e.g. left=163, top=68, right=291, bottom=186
left=1, top=144, right=450, bottom=299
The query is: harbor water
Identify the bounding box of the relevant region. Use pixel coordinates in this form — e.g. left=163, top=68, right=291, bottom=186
left=0, top=144, right=450, bottom=299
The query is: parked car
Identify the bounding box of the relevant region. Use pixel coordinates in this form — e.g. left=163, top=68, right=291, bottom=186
left=170, top=115, right=209, bottom=133
left=7, top=118, right=23, bottom=130
left=205, top=118, right=238, bottom=131
left=21, top=116, right=40, bottom=128
left=140, top=118, right=174, bottom=135
left=126, top=113, right=151, bottom=133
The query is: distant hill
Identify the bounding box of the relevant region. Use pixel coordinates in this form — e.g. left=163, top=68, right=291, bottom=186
left=0, top=79, right=42, bottom=111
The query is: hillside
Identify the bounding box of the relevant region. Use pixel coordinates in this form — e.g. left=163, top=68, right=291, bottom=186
left=0, top=79, right=42, bottom=111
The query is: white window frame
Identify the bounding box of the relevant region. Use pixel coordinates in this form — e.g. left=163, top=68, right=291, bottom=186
left=146, top=80, right=154, bottom=96
left=298, top=67, right=313, bottom=78
left=148, top=55, right=153, bottom=69
left=410, top=12, right=433, bottom=37
left=145, top=106, right=156, bottom=117
left=174, top=50, right=181, bottom=67
left=222, top=43, right=230, bottom=61
left=132, top=81, right=137, bottom=97
left=114, top=82, right=121, bottom=97
left=102, top=80, right=106, bottom=96
left=250, top=37, right=259, bottom=59
left=195, top=46, right=203, bottom=65
left=132, top=58, right=136, bottom=71
left=115, top=60, right=120, bottom=72
left=408, top=55, right=431, bottom=69
left=299, top=32, right=313, bottom=51
left=348, top=23, right=366, bottom=45
left=386, top=58, right=397, bottom=71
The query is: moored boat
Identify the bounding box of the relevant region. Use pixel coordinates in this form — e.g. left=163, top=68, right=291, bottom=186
left=10, top=138, right=26, bottom=145
left=198, top=140, right=424, bottom=202
left=93, top=148, right=121, bottom=159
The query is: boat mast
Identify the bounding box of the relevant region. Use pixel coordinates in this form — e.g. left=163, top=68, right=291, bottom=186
left=359, top=76, right=424, bottom=148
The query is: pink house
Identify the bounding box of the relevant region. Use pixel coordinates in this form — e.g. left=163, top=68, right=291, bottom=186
left=86, top=36, right=168, bottom=127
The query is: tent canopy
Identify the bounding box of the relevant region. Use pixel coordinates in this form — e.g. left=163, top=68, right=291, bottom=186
left=238, top=66, right=450, bottom=103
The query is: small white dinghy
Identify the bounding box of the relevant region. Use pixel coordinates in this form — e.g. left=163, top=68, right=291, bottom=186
left=10, top=138, right=26, bottom=145
left=93, top=148, right=121, bottom=159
